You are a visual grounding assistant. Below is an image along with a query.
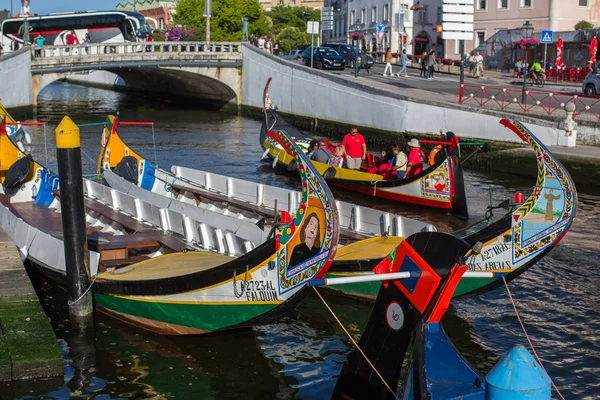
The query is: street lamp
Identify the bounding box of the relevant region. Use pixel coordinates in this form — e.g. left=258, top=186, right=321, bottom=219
left=521, top=20, right=534, bottom=104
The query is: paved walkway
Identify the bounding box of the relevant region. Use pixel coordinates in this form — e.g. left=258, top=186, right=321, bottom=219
left=0, top=228, right=62, bottom=383
left=323, top=62, right=600, bottom=125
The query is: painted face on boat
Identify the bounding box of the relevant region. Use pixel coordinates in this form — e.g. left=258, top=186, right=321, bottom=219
left=305, top=216, right=319, bottom=241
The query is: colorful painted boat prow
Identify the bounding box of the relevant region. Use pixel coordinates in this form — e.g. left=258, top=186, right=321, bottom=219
left=332, top=231, right=484, bottom=399
left=260, top=78, right=469, bottom=219
left=459, top=119, right=577, bottom=296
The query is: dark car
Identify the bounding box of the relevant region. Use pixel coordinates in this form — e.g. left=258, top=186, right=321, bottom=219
left=321, top=43, right=374, bottom=69
left=301, top=46, right=345, bottom=70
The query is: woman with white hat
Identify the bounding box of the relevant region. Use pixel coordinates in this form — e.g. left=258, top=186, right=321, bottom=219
left=405, top=138, right=425, bottom=178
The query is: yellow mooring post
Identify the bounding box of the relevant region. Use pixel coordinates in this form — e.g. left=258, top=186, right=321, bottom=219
left=55, top=117, right=93, bottom=330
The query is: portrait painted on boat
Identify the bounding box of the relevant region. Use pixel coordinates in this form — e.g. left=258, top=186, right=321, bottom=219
left=425, top=172, right=447, bottom=192
left=521, top=174, right=565, bottom=241
left=289, top=212, right=322, bottom=267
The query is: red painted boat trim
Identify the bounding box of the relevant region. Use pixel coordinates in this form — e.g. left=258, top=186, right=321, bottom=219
left=334, top=183, right=453, bottom=209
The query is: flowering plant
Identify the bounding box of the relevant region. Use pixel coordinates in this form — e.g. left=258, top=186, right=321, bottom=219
left=162, top=27, right=199, bottom=42
left=349, top=32, right=365, bottom=39
left=512, top=38, right=540, bottom=50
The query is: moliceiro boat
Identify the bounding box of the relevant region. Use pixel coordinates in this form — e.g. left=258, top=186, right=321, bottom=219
left=325, top=118, right=577, bottom=300
left=260, top=78, right=469, bottom=219
left=0, top=116, right=340, bottom=335
left=96, top=114, right=576, bottom=300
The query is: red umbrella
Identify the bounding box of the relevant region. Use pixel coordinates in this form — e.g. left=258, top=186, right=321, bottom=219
left=590, top=36, right=598, bottom=64
left=555, top=37, right=564, bottom=67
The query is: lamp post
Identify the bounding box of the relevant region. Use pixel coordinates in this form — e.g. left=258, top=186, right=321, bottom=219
left=521, top=20, right=534, bottom=104
left=302, top=12, right=316, bottom=68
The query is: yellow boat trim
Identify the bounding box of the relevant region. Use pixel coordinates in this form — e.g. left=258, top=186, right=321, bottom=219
left=105, top=295, right=284, bottom=306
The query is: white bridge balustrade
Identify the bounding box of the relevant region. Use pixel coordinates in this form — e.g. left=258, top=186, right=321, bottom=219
left=27, top=41, right=243, bottom=107
left=32, top=41, right=242, bottom=60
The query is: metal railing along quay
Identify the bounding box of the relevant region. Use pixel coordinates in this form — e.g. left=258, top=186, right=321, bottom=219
left=32, top=41, right=242, bottom=59
left=459, top=82, right=600, bottom=122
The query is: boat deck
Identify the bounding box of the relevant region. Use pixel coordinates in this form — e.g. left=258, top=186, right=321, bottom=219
left=96, top=251, right=232, bottom=281
left=335, top=236, right=404, bottom=261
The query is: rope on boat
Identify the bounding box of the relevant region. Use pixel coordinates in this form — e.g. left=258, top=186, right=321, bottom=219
left=502, top=277, right=566, bottom=400
left=232, top=266, right=250, bottom=298
left=312, top=287, right=400, bottom=400
left=67, top=274, right=98, bottom=307
left=370, top=176, right=379, bottom=197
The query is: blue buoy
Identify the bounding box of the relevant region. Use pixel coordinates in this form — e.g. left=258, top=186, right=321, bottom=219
left=485, top=345, right=551, bottom=399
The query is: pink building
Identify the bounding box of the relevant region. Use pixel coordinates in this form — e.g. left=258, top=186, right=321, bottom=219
left=432, top=0, right=600, bottom=59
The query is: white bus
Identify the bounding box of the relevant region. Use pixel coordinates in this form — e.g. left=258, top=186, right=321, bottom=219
left=1, top=10, right=153, bottom=52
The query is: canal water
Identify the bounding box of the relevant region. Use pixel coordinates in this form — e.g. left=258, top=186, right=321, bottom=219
left=3, top=82, right=599, bottom=399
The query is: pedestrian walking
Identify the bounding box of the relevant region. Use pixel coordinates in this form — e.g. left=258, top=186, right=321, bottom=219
left=266, top=38, right=273, bottom=54
left=273, top=40, right=281, bottom=56
left=426, top=49, right=436, bottom=80
left=383, top=48, right=394, bottom=76
left=473, top=51, right=484, bottom=78
left=360, top=49, right=370, bottom=74
left=398, top=49, right=408, bottom=77
left=420, top=51, right=427, bottom=77
left=513, top=59, right=522, bottom=78
left=258, top=36, right=265, bottom=50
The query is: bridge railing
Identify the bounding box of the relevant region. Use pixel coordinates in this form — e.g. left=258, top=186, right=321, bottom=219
left=32, top=41, right=241, bottom=59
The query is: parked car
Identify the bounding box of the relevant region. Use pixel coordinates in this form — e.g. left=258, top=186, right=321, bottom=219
left=582, top=64, right=600, bottom=95
left=281, top=49, right=303, bottom=60
left=321, top=43, right=374, bottom=69
left=301, top=47, right=345, bottom=70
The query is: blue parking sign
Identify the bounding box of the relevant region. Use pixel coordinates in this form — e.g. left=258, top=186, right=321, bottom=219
left=541, top=30, right=553, bottom=44
left=376, top=24, right=385, bottom=33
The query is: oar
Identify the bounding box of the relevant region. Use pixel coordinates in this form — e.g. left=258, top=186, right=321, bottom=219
left=309, top=270, right=498, bottom=287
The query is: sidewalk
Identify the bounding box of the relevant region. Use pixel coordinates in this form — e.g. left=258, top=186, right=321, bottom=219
left=0, top=228, right=62, bottom=383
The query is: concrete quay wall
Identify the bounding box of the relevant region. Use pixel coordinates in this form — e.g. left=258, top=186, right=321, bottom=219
left=241, top=45, right=571, bottom=147
left=0, top=49, right=33, bottom=108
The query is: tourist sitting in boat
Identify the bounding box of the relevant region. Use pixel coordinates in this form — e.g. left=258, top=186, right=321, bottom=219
left=405, top=139, right=425, bottom=178
left=379, top=148, right=394, bottom=166
left=307, top=140, right=319, bottom=159
left=311, top=140, right=333, bottom=164
left=391, top=145, right=408, bottom=179
left=329, top=146, right=345, bottom=168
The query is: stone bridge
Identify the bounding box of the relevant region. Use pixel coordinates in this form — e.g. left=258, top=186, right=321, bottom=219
left=30, top=42, right=243, bottom=109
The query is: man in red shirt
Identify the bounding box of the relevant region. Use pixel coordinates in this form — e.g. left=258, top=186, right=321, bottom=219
left=405, top=138, right=425, bottom=177
left=341, top=127, right=366, bottom=170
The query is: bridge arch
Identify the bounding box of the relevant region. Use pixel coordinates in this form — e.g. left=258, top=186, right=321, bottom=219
left=30, top=42, right=242, bottom=110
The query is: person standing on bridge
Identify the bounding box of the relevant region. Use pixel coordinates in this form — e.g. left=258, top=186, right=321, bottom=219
left=383, top=48, right=394, bottom=76
left=342, top=127, right=367, bottom=170
left=34, top=33, right=45, bottom=57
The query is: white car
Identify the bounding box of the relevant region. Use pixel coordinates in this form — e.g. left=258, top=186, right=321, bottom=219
left=281, top=49, right=303, bottom=60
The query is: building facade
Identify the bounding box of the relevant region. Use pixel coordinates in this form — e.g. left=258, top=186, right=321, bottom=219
left=259, top=0, right=324, bottom=12
left=116, top=0, right=177, bottom=29
left=451, top=0, right=600, bottom=57
left=336, top=0, right=414, bottom=53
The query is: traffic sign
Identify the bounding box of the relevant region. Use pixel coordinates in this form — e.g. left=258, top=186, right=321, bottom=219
left=541, top=30, right=553, bottom=44
left=307, top=21, right=319, bottom=34
left=376, top=23, right=385, bottom=33
left=441, top=31, right=473, bottom=41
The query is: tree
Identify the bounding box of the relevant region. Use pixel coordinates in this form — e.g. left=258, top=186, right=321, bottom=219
left=277, top=26, right=308, bottom=52
left=266, top=6, right=320, bottom=40
left=174, top=0, right=266, bottom=41
left=575, top=20, right=594, bottom=30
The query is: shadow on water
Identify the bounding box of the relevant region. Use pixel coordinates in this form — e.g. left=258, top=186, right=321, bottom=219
left=5, top=81, right=598, bottom=398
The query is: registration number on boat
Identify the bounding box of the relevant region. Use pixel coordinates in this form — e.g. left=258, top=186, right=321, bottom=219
left=245, top=280, right=278, bottom=302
